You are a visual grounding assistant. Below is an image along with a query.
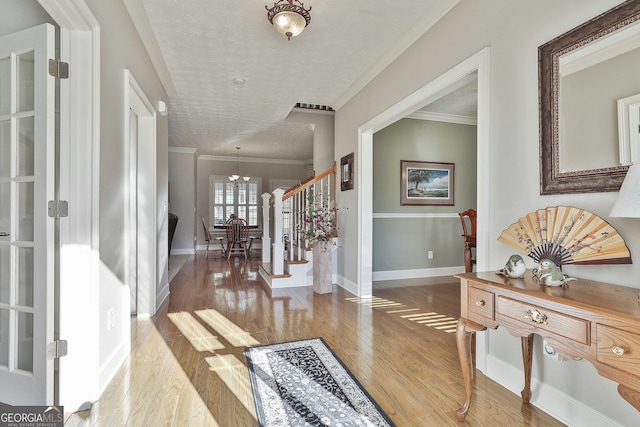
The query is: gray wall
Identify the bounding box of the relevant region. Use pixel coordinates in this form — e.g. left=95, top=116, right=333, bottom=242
left=168, top=149, right=197, bottom=253
left=373, top=119, right=477, bottom=272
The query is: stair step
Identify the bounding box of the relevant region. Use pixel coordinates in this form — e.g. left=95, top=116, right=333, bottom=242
left=259, top=262, right=292, bottom=279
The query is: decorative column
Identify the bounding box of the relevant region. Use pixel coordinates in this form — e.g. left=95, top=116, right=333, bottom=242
left=272, top=188, right=285, bottom=275
left=261, top=193, right=271, bottom=264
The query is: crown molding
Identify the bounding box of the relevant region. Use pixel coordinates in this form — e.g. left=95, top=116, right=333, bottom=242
left=291, top=107, right=335, bottom=116
left=38, top=0, right=98, bottom=30
left=123, top=0, right=176, bottom=96
left=198, top=154, right=311, bottom=166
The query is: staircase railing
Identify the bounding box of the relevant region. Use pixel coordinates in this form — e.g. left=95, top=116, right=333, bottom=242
left=262, top=163, right=336, bottom=276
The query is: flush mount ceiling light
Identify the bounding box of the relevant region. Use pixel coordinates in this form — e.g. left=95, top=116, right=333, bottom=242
left=266, top=0, right=312, bottom=40
left=229, top=147, right=250, bottom=184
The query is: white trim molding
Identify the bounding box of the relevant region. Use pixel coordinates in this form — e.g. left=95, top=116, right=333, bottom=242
left=373, top=212, right=459, bottom=219
left=373, top=266, right=465, bottom=282
left=406, top=111, right=477, bottom=126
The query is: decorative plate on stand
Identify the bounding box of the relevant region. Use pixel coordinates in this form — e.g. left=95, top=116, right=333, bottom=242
left=498, top=206, right=631, bottom=265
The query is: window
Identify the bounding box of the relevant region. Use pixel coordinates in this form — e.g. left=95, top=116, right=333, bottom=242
left=209, top=176, right=261, bottom=227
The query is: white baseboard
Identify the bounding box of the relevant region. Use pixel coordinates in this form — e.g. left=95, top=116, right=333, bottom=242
left=486, top=355, right=619, bottom=427
left=336, top=274, right=358, bottom=296
left=372, top=265, right=465, bottom=281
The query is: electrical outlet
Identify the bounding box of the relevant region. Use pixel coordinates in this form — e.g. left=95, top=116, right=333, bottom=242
left=428, top=251, right=433, bottom=259
left=108, top=309, right=115, bottom=330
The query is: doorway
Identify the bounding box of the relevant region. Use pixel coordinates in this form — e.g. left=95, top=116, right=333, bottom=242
left=125, top=70, right=157, bottom=317
left=357, top=48, right=491, bottom=298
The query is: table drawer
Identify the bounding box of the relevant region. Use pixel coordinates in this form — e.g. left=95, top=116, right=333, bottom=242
left=497, top=297, right=589, bottom=345
left=597, top=325, right=640, bottom=377
left=468, top=286, right=494, bottom=321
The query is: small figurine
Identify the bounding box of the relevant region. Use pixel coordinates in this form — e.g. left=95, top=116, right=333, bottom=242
left=497, top=254, right=526, bottom=278
left=533, top=259, right=577, bottom=287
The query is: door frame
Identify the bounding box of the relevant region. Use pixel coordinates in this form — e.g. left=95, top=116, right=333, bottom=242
left=38, top=0, right=101, bottom=411
left=357, top=47, right=491, bottom=368
left=124, top=70, right=157, bottom=318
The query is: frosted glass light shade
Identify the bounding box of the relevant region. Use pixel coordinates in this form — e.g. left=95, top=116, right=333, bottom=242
left=273, top=11, right=307, bottom=39
left=610, top=164, right=640, bottom=217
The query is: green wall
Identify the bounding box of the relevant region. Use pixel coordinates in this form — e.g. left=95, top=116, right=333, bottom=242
left=373, top=118, right=477, bottom=274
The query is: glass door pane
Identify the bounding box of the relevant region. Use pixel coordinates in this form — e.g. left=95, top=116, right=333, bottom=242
left=17, top=116, right=34, bottom=176
left=17, top=51, right=34, bottom=113
left=0, top=120, right=9, bottom=177
left=0, top=308, right=8, bottom=368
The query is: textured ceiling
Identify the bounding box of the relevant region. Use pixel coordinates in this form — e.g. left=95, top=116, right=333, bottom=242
left=137, top=0, right=463, bottom=159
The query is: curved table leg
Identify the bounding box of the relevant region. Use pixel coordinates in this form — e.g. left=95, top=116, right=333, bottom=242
left=521, top=334, right=534, bottom=403
left=463, top=242, right=472, bottom=273
left=455, top=317, right=485, bottom=422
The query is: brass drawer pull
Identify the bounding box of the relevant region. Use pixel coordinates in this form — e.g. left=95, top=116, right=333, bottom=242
left=475, top=300, right=485, bottom=307
left=0, top=232, right=9, bottom=237
left=525, top=309, right=548, bottom=325
left=611, top=346, right=626, bottom=356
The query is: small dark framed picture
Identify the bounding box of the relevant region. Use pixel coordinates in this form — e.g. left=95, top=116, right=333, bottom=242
left=401, top=160, right=454, bottom=205
left=341, top=152, right=354, bottom=191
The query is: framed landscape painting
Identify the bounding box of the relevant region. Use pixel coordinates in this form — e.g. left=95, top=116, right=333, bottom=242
left=401, top=160, right=454, bottom=205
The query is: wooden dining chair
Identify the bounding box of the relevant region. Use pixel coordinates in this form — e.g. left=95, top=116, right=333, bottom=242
left=202, top=218, right=225, bottom=258
left=458, top=209, right=477, bottom=273
left=225, top=218, right=253, bottom=259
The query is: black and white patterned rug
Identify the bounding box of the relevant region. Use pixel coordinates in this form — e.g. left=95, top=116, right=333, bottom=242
left=245, top=337, right=396, bottom=427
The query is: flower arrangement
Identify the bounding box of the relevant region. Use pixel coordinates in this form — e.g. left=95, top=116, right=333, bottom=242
left=299, top=196, right=337, bottom=245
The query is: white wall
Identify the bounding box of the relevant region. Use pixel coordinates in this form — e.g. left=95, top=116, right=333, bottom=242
left=336, top=1, right=640, bottom=425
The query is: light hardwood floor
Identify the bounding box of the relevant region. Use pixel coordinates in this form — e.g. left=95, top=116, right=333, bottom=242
left=64, top=254, right=566, bottom=426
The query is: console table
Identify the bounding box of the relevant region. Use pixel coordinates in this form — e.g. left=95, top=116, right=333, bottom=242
left=455, top=271, right=640, bottom=422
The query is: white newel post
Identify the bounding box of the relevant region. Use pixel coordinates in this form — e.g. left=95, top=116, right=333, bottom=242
left=272, top=188, right=285, bottom=275
left=261, top=193, right=271, bottom=264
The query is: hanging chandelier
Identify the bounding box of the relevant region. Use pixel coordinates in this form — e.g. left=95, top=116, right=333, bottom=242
left=266, top=0, right=312, bottom=40
left=229, top=147, right=250, bottom=184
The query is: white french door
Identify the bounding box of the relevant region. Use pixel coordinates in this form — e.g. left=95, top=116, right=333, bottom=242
left=0, top=24, right=55, bottom=404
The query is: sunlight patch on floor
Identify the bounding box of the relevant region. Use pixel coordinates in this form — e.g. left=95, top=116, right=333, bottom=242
left=167, top=312, right=226, bottom=352
left=195, top=309, right=260, bottom=347
left=346, top=297, right=457, bottom=333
